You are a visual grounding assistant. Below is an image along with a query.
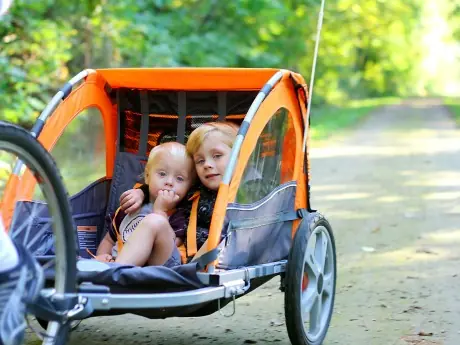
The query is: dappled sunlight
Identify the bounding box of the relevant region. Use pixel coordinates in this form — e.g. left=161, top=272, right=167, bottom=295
left=311, top=121, right=460, bottom=159
left=320, top=192, right=371, bottom=201
left=422, top=191, right=460, bottom=200
left=403, top=170, right=460, bottom=188
left=339, top=244, right=454, bottom=272
left=338, top=226, right=460, bottom=273
left=422, top=228, right=460, bottom=244
left=375, top=195, right=406, bottom=203
left=311, top=184, right=349, bottom=192
left=311, top=142, right=460, bottom=159
left=444, top=204, right=460, bottom=214
left=399, top=170, right=418, bottom=177
left=324, top=209, right=371, bottom=220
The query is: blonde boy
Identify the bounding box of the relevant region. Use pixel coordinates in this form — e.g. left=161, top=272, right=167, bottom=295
left=95, top=142, right=195, bottom=267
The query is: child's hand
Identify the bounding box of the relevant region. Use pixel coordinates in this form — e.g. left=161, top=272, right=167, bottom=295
left=94, top=254, right=114, bottom=263
left=120, top=189, right=144, bottom=215
left=153, top=190, right=180, bottom=216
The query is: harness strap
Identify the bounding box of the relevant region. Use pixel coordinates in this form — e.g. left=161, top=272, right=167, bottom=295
left=186, top=191, right=200, bottom=258
left=112, top=206, right=124, bottom=254
left=193, top=247, right=220, bottom=270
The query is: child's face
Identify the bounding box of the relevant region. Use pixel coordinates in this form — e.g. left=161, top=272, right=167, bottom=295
left=147, top=152, right=194, bottom=202
left=193, top=131, right=232, bottom=191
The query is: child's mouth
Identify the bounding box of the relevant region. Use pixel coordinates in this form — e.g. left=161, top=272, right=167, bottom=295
left=205, top=174, right=220, bottom=179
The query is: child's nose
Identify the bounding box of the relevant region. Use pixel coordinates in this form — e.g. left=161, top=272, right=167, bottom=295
left=204, top=159, right=213, bottom=169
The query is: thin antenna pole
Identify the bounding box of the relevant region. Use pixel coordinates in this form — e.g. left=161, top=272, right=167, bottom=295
left=302, top=0, right=326, bottom=152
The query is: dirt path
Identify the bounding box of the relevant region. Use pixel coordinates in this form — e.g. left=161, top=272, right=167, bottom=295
left=27, top=99, right=460, bottom=345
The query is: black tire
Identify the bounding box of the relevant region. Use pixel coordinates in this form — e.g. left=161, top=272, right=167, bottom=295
left=285, top=212, right=337, bottom=345
left=0, top=122, right=77, bottom=345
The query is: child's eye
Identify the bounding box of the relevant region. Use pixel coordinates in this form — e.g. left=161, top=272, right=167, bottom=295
left=195, top=159, right=204, bottom=165
left=158, top=171, right=166, bottom=177
left=213, top=154, right=222, bottom=159
left=177, top=176, right=185, bottom=182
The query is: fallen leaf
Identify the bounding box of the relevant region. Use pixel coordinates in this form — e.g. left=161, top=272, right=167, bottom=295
left=270, top=320, right=284, bottom=327
left=371, top=227, right=381, bottom=233
left=415, top=248, right=437, bottom=255
left=418, top=331, right=433, bottom=336
left=402, top=305, right=422, bottom=313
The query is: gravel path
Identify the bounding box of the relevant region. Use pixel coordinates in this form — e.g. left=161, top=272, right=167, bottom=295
left=25, top=99, right=460, bottom=345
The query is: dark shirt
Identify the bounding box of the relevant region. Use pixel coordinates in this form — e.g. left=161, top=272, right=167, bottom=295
left=140, top=183, right=225, bottom=251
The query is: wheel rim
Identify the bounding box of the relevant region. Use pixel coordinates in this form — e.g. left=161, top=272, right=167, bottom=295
left=300, top=225, right=335, bottom=342
left=1, top=140, right=68, bottom=293
left=1, top=136, right=75, bottom=343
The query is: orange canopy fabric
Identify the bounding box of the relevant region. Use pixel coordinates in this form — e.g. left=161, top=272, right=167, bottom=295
left=96, top=68, right=281, bottom=90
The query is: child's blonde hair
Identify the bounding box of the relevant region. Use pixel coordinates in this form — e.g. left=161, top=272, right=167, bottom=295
left=186, top=121, right=239, bottom=156
left=144, top=141, right=195, bottom=182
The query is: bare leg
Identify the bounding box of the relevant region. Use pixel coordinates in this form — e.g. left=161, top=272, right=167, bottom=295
left=115, top=214, right=175, bottom=267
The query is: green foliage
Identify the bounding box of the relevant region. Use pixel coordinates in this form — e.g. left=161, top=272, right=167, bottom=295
left=0, top=0, right=456, bottom=127
left=310, top=97, right=402, bottom=141
left=444, top=98, right=460, bottom=123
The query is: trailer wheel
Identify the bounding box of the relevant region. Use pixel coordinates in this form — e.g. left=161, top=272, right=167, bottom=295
left=285, top=212, right=336, bottom=345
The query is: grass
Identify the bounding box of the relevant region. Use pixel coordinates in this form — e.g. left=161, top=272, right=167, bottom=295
left=310, top=97, right=402, bottom=141
left=444, top=97, right=460, bottom=123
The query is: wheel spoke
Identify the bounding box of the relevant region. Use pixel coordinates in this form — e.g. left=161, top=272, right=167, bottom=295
left=309, top=292, right=323, bottom=335
left=323, top=273, right=334, bottom=297
left=301, top=289, right=318, bottom=319
left=305, top=234, right=319, bottom=277
left=318, top=232, right=328, bottom=274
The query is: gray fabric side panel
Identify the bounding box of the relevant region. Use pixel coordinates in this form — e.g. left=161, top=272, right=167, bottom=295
left=69, top=178, right=111, bottom=255
left=105, top=152, right=146, bottom=233
left=217, top=183, right=296, bottom=269
left=10, top=178, right=110, bottom=257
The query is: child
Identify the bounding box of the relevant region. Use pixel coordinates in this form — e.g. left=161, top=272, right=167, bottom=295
left=121, top=121, right=239, bottom=256
left=95, top=141, right=195, bottom=267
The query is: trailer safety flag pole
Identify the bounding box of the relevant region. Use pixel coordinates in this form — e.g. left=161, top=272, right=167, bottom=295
left=302, top=0, right=326, bottom=152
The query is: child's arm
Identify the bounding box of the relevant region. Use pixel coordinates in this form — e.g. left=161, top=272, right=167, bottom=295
left=94, top=232, right=115, bottom=262
left=96, top=232, right=115, bottom=255
left=120, top=186, right=148, bottom=214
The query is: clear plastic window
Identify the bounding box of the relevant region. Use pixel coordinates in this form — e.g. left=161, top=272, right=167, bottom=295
left=44, top=107, right=106, bottom=197
left=236, top=108, right=296, bottom=204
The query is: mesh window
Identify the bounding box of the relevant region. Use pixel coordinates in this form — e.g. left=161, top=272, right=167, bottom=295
left=116, top=89, right=253, bottom=157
